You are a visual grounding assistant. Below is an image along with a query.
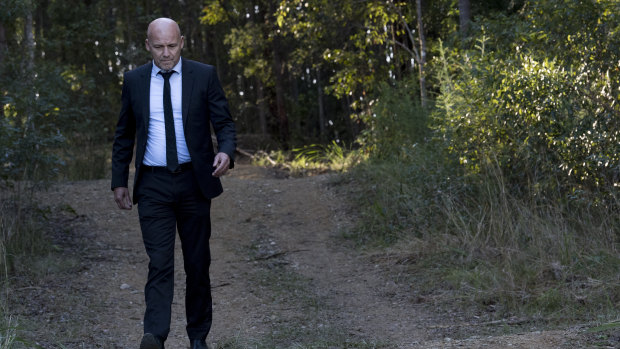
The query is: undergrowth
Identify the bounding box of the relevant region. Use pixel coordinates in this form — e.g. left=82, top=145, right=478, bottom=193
left=252, top=141, right=364, bottom=177
left=345, top=145, right=620, bottom=323
left=0, top=183, right=55, bottom=349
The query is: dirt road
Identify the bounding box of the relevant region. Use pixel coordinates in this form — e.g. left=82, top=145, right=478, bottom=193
left=14, top=164, right=587, bottom=348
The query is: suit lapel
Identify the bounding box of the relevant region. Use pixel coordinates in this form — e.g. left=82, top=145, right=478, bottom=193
left=140, top=62, right=153, bottom=132
left=181, top=59, right=194, bottom=132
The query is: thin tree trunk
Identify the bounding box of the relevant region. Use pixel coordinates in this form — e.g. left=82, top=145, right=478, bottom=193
left=211, top=38, right=223, bottom=83
left=391, top=23, right=400, bottom=80
left=316, top=68, right=326, bottom=139
left=0, top=18, right=6, bottom=117
left=160, top=0, right=170, bottom=18
left=22, top=5, right=36, bottom=187
left=25, top=12, right=35, bottom=77
left=459, top=0, right=471, bottom=39
left=272, top=40, right=289, bottom=147
left=415, top=0, right=427, bottom=108
left=0, top=19, right=6, bottom=64
left=289, top=71, right=301, bottom=136
left=196, top=27, right=205, bottom=61
left=344, top=95, right=358, bottom=139
left=257, top=79, right=267, bottom=135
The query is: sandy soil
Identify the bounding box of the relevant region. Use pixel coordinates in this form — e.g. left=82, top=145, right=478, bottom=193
left=10, top=164, right=598, bottom=348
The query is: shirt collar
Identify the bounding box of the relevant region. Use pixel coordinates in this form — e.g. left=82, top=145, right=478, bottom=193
left=151, top=57, right=183, bottom=77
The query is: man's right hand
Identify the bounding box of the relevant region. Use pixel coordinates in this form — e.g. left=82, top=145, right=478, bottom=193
left=114, top=187, right=133, bottom=210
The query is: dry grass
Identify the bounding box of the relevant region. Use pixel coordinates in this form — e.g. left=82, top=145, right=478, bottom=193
left=343, top=148, right=620, bottom=323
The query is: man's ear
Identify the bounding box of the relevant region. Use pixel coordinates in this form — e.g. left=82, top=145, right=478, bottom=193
left=180, top=36, right=185, bottom=50
left=145, top=38, right=151, bottom=52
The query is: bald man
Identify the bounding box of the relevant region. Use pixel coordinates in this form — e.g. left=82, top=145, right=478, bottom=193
left=111, top=18, right=236, bottom=349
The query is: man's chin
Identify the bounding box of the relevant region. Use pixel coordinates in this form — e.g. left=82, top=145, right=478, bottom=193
left=158, top=62, right=173, bottom=70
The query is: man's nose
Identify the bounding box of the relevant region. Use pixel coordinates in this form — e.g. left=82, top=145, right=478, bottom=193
left=163, top=48, right=171, bottom=56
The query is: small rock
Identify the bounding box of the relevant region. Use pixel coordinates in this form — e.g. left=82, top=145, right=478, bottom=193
left=120, top=283, right=131, bottom=290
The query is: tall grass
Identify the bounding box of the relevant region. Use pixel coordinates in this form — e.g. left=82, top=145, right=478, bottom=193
left=335, top=75, right=620, bottom=322
left=60, top=141, right=111, bottom=180
left=347, top=146, right=620, bottom=321
left=0, top=183, right=54, bottom=349
left=0, top=204, right=19, bottom=349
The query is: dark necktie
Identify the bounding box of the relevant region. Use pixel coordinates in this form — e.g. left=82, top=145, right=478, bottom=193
left=159, top=70, right=179, bottom=172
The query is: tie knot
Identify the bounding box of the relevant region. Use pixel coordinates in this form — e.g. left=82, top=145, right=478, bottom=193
left=159, top=70, right=175, bottom=80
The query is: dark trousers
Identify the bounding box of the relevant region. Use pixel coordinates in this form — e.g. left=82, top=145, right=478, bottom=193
left=136, top=167, right=212, bottom=341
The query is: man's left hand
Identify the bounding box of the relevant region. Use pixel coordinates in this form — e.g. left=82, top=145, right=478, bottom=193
left=212, top=152, right=230, bottom=177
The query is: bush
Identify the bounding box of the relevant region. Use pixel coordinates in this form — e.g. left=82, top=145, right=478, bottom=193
left=356, top=77, right=428, bottom=160
left=347, top=146, right=620, bottom=320
left=344, top=3, right=620, bottom=318
left=434, top=0, right=620, bottom=200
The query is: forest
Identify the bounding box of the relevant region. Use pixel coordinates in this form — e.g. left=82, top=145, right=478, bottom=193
left=1, top=0, right=619, bottom=346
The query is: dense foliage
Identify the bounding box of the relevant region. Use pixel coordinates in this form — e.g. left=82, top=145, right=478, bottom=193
left=435, top=0, right=620, bottom=198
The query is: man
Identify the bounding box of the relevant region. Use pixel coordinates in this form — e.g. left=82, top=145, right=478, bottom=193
left=111, top=17, right=236, bottom=349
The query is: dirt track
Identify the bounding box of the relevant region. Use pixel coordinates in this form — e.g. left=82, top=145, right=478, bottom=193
left=13, top=164, right=588, bottom=348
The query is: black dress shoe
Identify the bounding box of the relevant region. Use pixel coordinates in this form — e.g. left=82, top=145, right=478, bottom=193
left=190, top=339, right=208, bottom=349
left=140, top=333, right=164, bottom=349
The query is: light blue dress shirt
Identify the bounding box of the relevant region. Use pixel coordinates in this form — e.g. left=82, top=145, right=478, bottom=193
left=143, top=58, right=192, bottom=166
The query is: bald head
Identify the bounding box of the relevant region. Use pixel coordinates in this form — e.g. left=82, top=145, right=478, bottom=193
left=147, top=18, right=182, bottom=40
left=145, top=18, right=184, bottom=71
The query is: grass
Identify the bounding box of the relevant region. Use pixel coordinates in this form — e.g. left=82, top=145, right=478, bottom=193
left=0, top=181, right=75, bottom=349
left=60, top=141, right=110, bottom=180
left=342, top=145, right=620, bottom=324
left=252, top=141, right=365, bottom=177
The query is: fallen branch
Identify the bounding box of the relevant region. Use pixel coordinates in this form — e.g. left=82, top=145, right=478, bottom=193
left=235, top=147, right=255, bottom=159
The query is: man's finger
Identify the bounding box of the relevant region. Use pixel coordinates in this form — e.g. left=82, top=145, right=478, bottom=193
left=212, top=153, right=230, bottom=177
left=114, top=187, right=132, bottom=210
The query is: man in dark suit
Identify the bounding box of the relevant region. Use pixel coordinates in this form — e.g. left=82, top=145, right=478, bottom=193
left=111, top=17, right=236, bottom=349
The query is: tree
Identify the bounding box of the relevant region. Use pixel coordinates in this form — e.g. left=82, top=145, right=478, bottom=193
left=459, top=0, right=471, bottom=38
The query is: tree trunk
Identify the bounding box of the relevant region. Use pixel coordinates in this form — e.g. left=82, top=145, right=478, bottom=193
left=25, top=11, right=35, bottom=76
left=459, top=0, right=471, bottom=39
left=124, top=1, right=132, bottom=47
left=211, top=37, right=223, bottom=83
left=257, top=79, right=268, bottom=135
left=344, top=94, right=359, bottom=139
left=415, top=0, right=428, bottom=108
left=316, top=68, right=326, bottom=139
left=0, top=19, right=6, bottom=65
left=289, top=71, right=301, bottom=136
left=272, top=39, right=289, bottom=148
left=160, top=0, right=170, bottom=18
left=196, top=27, right=205, bottom=61
left=23, top=4, right=37, bottom=174
left=391, top=23, right=401, bottom=80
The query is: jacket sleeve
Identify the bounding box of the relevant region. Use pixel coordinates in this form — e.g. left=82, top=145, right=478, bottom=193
left=111, top=73, right=136, bottom=189
left=207, top=66, right=237, bottom=168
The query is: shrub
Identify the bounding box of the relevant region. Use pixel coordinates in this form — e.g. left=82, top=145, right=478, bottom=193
left=434, top=0, right=620, bottom=200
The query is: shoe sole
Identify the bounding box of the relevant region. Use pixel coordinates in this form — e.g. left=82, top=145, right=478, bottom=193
left=140, top=333, right=162, bottom=349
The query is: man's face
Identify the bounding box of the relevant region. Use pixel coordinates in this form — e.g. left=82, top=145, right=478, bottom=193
left=145, top=23, right=184, bottom=71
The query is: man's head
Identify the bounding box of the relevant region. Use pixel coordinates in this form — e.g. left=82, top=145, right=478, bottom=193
left=146, top=18, right=184, bottom=71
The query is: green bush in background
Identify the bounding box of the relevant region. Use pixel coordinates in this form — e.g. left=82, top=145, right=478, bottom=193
left=435, top=0, right=620, bottom=199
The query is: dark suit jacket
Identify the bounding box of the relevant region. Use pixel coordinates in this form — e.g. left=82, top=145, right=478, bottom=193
left=111, top=59, right=236, bottom=203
